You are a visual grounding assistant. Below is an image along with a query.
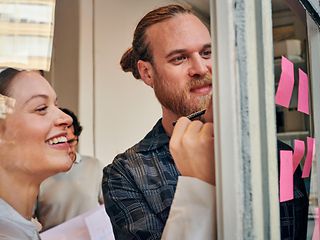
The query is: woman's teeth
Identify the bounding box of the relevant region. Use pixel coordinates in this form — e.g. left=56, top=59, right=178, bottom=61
left=47, top=136, right=67, bottom=145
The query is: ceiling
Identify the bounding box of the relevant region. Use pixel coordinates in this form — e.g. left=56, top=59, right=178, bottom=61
left=183, top=0, right=210, bottom=18
left=183, top=0, right=291, bottom=17
left=272, top=0, right=290, bottom=12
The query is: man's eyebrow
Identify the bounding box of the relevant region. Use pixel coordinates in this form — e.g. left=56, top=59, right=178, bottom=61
left=165, top=49, right=187, bottom=59
left=202, top=43, right=212, bottom=49
left=165, top=43, right=212, bottom=59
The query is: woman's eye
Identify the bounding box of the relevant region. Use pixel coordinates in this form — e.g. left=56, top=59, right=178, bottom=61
left=36, top=106, right=48, bottom=114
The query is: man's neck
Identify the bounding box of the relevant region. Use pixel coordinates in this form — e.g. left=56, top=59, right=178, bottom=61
left=161, top=107, right=179, bottom=137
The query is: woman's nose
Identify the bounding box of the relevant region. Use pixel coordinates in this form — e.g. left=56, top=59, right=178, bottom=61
left=55, top=109, right=73, bottom=129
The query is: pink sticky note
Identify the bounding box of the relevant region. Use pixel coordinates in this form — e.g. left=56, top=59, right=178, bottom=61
left=280, top=150, right=293, bottom=202
left=298, top=69, right=310, bottom=114
left=275, top=56, right=295, bottom=108
left=293, top=139, right=305, bottom=172
left=302, top=137, right=316, bottom=178
left=312, top=208, right=320, bottom=240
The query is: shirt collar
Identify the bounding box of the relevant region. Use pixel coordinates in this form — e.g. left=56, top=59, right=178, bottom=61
left=135, top=119, right=170, bottom=153
left=74, top=152, right=81, bottom=164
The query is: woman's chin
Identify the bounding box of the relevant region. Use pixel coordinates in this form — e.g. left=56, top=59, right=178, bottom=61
left=63, top=157, right=75, bottom=172
left=51, top=156, right=75, bottom=173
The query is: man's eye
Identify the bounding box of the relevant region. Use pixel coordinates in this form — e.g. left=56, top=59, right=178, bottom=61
left=171, top=55, right=187, bottom=64
left=201, top=50, right=212, bottom=59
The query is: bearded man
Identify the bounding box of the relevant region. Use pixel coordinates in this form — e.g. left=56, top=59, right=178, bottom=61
left=102, top=3, right=309, bottom=240
left=102, top=4, right=213, bottom=240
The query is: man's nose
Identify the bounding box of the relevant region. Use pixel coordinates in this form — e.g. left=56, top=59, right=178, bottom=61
left=188, top=55, right=209, bottom=77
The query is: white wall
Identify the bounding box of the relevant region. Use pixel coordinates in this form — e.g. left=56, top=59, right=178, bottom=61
left=48, top=0, right=79, bottom=114
left=52, top=0, right=206, bottom=166
left=78, top=0, right=94, bottom=157
left=78, top=0, right=181, bottom=165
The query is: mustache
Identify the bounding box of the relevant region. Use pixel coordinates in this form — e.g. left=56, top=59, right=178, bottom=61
left=189, top=74, right=212, bottom=88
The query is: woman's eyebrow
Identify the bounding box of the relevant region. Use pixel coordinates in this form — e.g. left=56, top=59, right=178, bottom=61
left=23, top=94, right=49, bottom=106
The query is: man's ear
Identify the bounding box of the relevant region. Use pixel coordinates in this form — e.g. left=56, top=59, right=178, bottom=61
left=0, top=122, right=7, bottom=146
left=137, top=60, right=154, bottom=88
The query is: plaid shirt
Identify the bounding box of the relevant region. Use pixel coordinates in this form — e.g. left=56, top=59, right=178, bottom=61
left=102, top=120, right=309, bottom=240
left=102, top=119, right=179, bottom=240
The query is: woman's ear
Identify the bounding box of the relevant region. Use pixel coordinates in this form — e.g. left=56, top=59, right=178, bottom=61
left=137, top=60, right=154, bottom=88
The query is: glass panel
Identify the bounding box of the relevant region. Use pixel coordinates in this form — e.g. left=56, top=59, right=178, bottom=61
left=272, top=1, right=310, bottom=144
left=299, top=0, right=320, bottom=28
left=272, top=0, right=319, bottom=239
left=0, top=0, right=55, bottom=70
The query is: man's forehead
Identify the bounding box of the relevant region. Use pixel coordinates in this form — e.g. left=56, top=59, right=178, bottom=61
left=146, top=14, right=204, bottom=35
left=145, top=14, right=211, bottom=55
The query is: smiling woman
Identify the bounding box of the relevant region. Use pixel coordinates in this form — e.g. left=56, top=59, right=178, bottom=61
left=0, top=68, right=73, bottom=240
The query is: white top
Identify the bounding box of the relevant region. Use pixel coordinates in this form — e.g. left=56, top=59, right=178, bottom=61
left=0, top=199, right=40, bottom=240
left=36, top=154, right=104, bottom=231
left=162, top=176, right=216, bottom=240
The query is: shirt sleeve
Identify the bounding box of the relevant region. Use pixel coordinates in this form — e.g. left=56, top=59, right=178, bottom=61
left=161, top=176, right=216, bottom=240
left=97, top=159, right=105, bottom=205
left=102, top=158, right=163, bottom=240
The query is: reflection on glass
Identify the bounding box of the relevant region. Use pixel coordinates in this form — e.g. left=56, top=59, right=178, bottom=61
left=0, top=0, right=55, bottom=70
left=272, top=0, right=318, bottom=238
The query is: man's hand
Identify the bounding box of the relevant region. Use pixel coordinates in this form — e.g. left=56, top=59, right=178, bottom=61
left=169, top=117, right=215, bottom=185
left=203, top=98, right=213, bottom=123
